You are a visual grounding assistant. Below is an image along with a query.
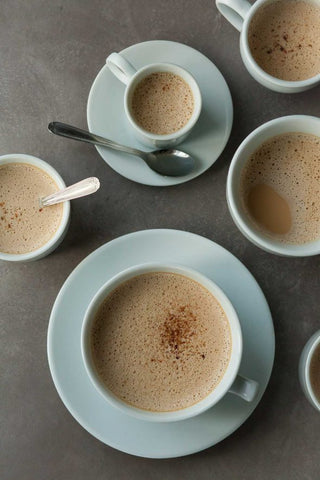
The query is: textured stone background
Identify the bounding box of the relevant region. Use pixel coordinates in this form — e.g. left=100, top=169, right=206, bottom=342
left=1, top=1, right=319, bottom=479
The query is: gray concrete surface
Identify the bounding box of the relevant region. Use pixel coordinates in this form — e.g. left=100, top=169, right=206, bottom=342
left=1, top=1, right=319, bottom=479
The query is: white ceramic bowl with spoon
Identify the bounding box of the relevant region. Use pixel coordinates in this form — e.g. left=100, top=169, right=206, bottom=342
left=0, top=154, right=99, bottom=262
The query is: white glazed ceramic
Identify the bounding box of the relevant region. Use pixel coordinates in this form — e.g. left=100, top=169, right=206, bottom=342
left=81, top=262, right=259, bottom=423
left=47, top=229, right=274, bottom=457
left=299, top=331, right=320, bottom=412
left=227, top=115, right=320, bottom=257
left=106, top=53, right=202, bottom=148
left=87, top=40, right=233, bottom=186
left=216, top=0, right=320, bottom=93
left=0, top=154, right=70, bottom=262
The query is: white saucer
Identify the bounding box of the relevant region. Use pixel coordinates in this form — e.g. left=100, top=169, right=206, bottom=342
left=47, top=229, right=274, bottom=458
left=87, top=41, right=233, bottom=186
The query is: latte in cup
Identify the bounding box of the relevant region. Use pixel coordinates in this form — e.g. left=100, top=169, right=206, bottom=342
left=131, top=72, right=194, bottom=135
left=0, top=163, right=63, bottom=254
left=90, top=272, right=232, bottom=412
left=248, top=0, right=320, bottom=81
left=240, top=132, right=320, bottom=244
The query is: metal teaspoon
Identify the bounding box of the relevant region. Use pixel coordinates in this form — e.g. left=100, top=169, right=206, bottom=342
left=48, top=122, right=195, bottom=177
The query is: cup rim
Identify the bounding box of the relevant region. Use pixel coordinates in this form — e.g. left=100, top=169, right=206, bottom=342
left=227, top=115, right=320, bottom=257
left=305, top=331, right=320, bottom=410
left=81, top=262, right=242, bottom=422
left=241, top=0, right=320, bottom=88
left=124, top=63, right=202, bottom=141
left=0, top=154, right=70, bottom=262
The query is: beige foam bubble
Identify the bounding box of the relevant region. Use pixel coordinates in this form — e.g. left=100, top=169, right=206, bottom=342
left=240, top=133, right=320, bottom=244
left=248, top=0, right=320, bottom=81
left=131, top=72, right=194, bottom=135
left=91, top=272, right=232, bottom=412
left=0, top=163, right=63, bottom=254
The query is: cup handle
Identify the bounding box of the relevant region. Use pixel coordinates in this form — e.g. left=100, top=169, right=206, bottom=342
left=216, top=0, right=251, bottom=32
left=106, top=52, right=137, bottom=85
left=228, top=374, right=259, bottom=402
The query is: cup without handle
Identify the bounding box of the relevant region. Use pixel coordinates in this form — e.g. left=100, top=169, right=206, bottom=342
left=228, top=374, right=259, bottom=402
left=216, top=0, right=251, bottom=32
left=106, top=52, right=137, bottom=85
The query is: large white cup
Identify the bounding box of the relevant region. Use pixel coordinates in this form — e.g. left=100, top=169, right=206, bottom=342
left=81, top=263, right=259, bottom=422
left=299, top=331, right=320, bottom=412
left=216, top=0, right=320, bottom=93
left=227, top=115, right=320, bottom=257
left=0, top=154, right=70, bottom=262
left=106, top=52, right=202, bottom=148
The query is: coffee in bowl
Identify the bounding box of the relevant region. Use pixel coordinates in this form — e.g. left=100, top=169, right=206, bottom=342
left=131, top=72, right=194, bottom=135
left=90, top=271, right=232, bottom=412
left=83, top=264, right=259, bottom=421
left=240, top=132, right=320, bottom=244
left=106, top=52, right=202, bottom=148
left=248, top=0, right=320, bottom=81
left=0, top=162, right=63, bottom=255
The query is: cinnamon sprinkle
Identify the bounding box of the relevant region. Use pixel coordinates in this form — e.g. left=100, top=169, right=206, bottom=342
left=160, top=305, right=198, bottom=360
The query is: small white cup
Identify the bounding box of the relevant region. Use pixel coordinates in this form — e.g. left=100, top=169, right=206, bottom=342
left=0, top=154, right=70, bottom=262
left=299, top=331, right=320, bottom=412
left=106, top=52, right=202, bottom=148
left=227, top=115, right=320, bottom=257
left=81, top=263, right=259, bottom=422
left=216, top=0, right=320, bottom=93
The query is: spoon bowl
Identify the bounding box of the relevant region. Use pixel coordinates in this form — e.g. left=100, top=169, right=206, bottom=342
left=140, top=149, right=195, bottom=176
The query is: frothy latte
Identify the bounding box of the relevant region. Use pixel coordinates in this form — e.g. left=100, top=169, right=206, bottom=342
left=0, top=162, right=63, bottom=254
left=91, top=272, right=232, bottom=412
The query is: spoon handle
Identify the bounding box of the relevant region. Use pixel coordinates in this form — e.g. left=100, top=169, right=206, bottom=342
left=41, top=177, right=100, bottom=207
left=48, top=122, right=144, bottom=157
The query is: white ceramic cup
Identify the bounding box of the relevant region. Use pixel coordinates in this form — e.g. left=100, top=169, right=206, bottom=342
left=0, top=154, right=70, bottom=262
left=216, top=0, right=320, bottom=93
left=81, top=262, right=259, bottom=422
left=227, top=115, right=320, bottom=257
left=299, top=331, right=320, bottom=412
left=106, top=52, right=202, bottom=148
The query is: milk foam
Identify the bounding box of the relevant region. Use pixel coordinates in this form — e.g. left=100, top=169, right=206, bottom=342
left=240, top=133, right=320, bottom=244
left=91, top=272, right=232, bottom=412
left=131, top=72, right=194, bottom=135
left=0, top=163, right=63, bottom=254
left=248, top=0, right=320, bottom=81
